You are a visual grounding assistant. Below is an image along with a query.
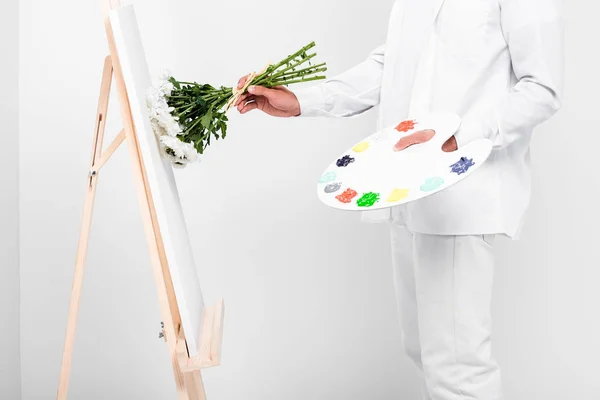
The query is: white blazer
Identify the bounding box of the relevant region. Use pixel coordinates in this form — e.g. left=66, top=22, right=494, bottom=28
left=295, top=0, right=564, bottom=239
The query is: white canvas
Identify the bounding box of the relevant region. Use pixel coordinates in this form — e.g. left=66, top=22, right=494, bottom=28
left=109, top=5, right=204, bottom=357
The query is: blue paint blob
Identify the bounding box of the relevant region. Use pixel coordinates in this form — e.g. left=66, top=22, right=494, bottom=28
left=450, top=157, right=476, bottom=175
left=319, top=171, right=337, bottom=184
left=336, top=155, right=355, bottom=168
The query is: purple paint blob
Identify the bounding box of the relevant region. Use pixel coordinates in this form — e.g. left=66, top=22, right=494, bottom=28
left=336, top=155, right=355, bottom=168
left=450, top=157, right=476, bottom=175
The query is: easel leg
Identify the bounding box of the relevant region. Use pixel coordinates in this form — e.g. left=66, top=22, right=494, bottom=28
left=120, top=114, right=194, bottom=400
left=103, top=32, right=191, bottom=397
left=57, top=56, right=113, bottom=400
left=183, top=370, right=207, bottom=400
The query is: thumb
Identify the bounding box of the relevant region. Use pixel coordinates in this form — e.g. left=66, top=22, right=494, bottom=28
left=248, top=85, right=278, bottom=100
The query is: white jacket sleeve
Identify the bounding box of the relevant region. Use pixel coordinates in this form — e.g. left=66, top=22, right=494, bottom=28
left=457, top=0, right=565, bottom=150
left=293, top=45, right=385, bottom=118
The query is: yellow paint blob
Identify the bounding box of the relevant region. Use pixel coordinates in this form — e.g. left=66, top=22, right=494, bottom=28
left=387, top=188, right=410, bottom=202
left=352, top=142, right=370, bottom=153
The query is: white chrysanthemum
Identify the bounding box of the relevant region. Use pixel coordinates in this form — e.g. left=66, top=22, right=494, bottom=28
left=159, top=145, right=188, bottom=169
left=158, top=69, right=172, bottom=85
left=150, top=119, right=165, bottom=138
left=159, top=135, right=200, bottom=168
left=147, top=71, right=200, bottom=168
left=147, top=88, right=183, bottom=138
left=158, top=81, right=174, bottom=97
left=160, top=135, right=186, bottom=158
left=181, top=141, right=200, bottom=163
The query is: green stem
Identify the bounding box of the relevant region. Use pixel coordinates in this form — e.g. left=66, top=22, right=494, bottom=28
left=270, top=53, right=317, bottom=78
left=275, top=67, right=328, bottom=82
left=183, top=116, right=204, bottom=134
left=270, top=41, right=316, bottom=70
left=276, top=63, right=327, bottom=78
left=270, top=75, right=327, bottom=86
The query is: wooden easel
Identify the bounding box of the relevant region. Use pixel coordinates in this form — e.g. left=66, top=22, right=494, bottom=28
left=56, top=1, right=224, bottom=399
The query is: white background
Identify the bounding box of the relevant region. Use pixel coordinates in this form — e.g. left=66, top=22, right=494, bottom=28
left=14, top=0, right=600, bottom=399
left=0, top=0, right=21, bottom=398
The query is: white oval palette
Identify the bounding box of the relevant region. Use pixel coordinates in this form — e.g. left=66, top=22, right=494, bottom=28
left=317, top=113, right=493, bottom=211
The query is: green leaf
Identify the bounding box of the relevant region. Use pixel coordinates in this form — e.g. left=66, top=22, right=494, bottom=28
left=222, top=124, right=228, bottom=139
left=200, top=110, right=213, bottom=128
left=195, top=96, right=206, bottom=107
left=169, top=77, right=181, bottom=90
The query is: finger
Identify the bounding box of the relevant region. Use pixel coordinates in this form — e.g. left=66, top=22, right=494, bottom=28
left=237, top=95, right=256, bottom=112
left=235, top=93, right=251, bottom=109
left=237, top=75, right=249, bottom=90
left=442, top=136, right=458, bottom=152
left=248, top=85, right=279, bottom=100
left=240, top=101, right=258, bottom=114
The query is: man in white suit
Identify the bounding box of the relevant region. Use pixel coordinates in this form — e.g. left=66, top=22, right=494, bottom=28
left=236, top=0, right=564, bottom=398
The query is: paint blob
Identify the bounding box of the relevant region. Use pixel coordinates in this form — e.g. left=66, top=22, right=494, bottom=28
left=420, top=177, right=445, bottom=192
left=319, top=171, right=337, bottom=183
left=353, top=142, right=370, bottom=153
left=357, top=192, right=381, bottom=207
left=387, top=188, right=410, bottom=202
left=336, top=188, right=358, bottom=204
left=336, top=155, right=356, bottom=168
left=393, top=129, right=436, bottom=152
left=395, top=119, right=417, bottom=133
left=324, top=182, right=343, bottom=193
left=450, top=157, right=475, bottom=175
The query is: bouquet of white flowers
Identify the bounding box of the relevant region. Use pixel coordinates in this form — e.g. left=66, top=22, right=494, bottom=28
left=146, top=42, right=327, bottom=168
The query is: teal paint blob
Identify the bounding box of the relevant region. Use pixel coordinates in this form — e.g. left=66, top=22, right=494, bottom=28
left=357, top=192, right=381, bottom=207
left=319, top=171, right=337, bottom=184
left=420, top=177, right=445, bottom=192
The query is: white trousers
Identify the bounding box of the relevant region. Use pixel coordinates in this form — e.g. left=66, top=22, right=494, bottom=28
left=390, top=224, right=503, bottom=400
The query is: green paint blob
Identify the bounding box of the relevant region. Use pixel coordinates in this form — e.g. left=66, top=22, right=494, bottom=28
left=357, top=192, right=381, bottom=207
